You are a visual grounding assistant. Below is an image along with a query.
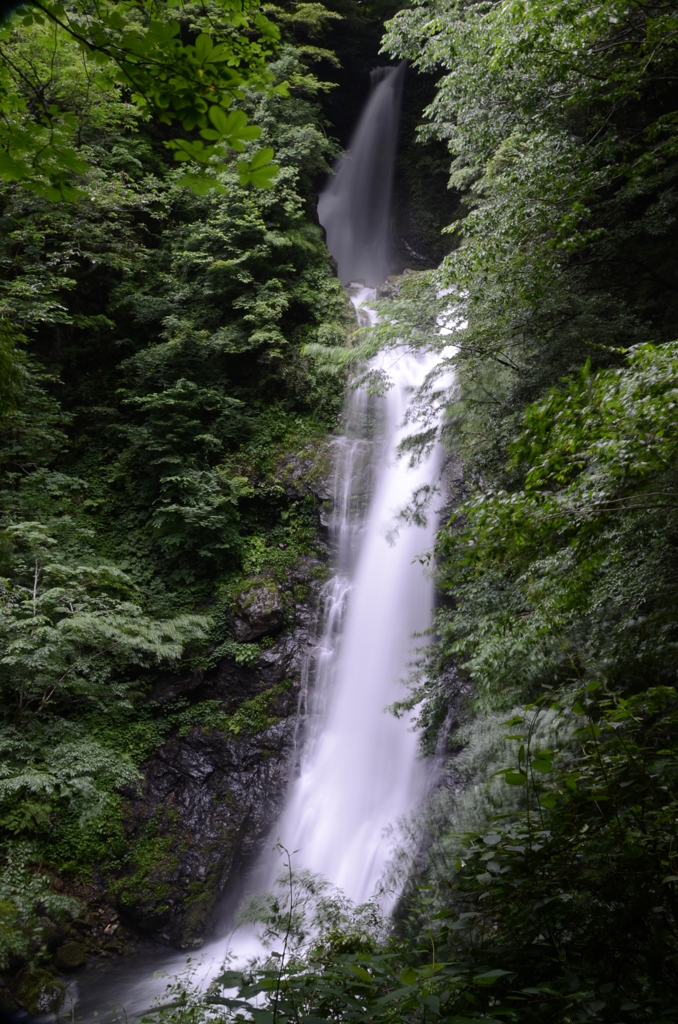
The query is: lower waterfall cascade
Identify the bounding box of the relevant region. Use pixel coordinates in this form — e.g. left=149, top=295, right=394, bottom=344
left=262, top=285, right=442, bottom=906
left=71, top=65, right=450, bottom=1022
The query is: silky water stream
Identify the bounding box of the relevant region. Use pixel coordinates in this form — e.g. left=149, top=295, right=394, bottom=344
left=71, top=64, right=451, bottom=1022
left=269, top=290, right=440, bottom=904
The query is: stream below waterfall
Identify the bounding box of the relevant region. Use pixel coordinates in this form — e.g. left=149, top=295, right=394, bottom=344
left=69, top=64, right=449, bottom=1023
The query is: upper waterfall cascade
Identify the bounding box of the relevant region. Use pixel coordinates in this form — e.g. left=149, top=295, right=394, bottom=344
left=318, top=63, right=406, bottom=286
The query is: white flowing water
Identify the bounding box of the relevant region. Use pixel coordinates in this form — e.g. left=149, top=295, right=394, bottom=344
left=318, top=63, right=406, bottom=285
left=266, top=287, right=440, bottom=904
left=70, top=299, right=449, bottom=1022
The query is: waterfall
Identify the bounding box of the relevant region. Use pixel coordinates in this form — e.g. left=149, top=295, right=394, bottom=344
left=269, top=63, right=439, bottom=903
left=71, top=60, right=448, bottom=1022
left=266, top=287, right=440, bottom=904
left=318, top=63, right=406, bottom=286
left=71, top=312, right=447, bottom=1020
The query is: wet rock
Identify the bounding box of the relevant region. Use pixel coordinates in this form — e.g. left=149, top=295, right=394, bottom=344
left=233, top=582, right=285, bottom=641
left=14, top=968, right=65, bottom=1015
left=55, top=940, right=88, bottom=970
left=116, top=720, right=295, bottom=948
left=150, top=670, right=205, bottom=705
left=375, top=269, right=414, bottom=300
left=273, top=443, right=333, bottom=503
left=116, top=559, right=326, bottom=950
left=37, top=915, right=68, bottom=951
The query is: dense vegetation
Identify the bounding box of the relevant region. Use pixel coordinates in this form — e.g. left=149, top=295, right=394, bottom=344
left=0, top=0, right=355, bottom=1000
left=2, top=0, right=678, bottom=1018
left=149, top=0, right=678, bottom=1022
left=380, top=5, right=678, bottom=1015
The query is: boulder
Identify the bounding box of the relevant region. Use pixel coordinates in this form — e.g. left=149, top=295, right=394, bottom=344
left=375, top=269, right=414, bottom=300
left=55, top=939, right=88, bottom=970
left=232, top=582, right=285, bottom=641
left=15, top=968, right=65, bottom=1015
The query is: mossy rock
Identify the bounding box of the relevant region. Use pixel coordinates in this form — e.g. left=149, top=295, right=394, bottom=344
left=233, top=580, right=285, bottom=641
left=55, top=939, right=88, bottom=970
left=37, top=915, right=68, bottom=951
left=15, top=968, right=65, bottom=1015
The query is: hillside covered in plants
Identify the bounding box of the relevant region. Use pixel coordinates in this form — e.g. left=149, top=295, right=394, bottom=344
left=0, top=0, right=358, bottom=1006
left=2, top=0, right=678, bottom=1020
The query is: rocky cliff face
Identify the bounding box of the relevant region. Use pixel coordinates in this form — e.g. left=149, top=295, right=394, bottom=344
left=113, top=556, right=327, bottom=949
left=1, top=444, right=336, bottom=1018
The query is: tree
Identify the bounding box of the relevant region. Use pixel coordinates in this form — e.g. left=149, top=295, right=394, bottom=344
left=0, top=0, right=283, bottom=200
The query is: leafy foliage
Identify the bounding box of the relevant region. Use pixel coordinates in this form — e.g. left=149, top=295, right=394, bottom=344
left=0, top=0, right=350, bottom=990
left=7, top=0, right=678, bottom=1011
left=136, top=691, right=678, bottom=1022
left=154, top=0, right=678, bottom=1020
left=0, top=0, right=286, bottom=198
left=381, top=0, right=678, bottom=471
left=364, top=0, right=678, bottom=1015
left=0, top=841, right=80, bottom=969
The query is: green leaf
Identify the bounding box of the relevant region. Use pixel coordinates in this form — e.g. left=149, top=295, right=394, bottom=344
left=346, top=964, right=372, bottom=984
left=213, top=970, right=245, bottom=987
left=208, top=105, right=239, bottom=135
left=238, top=152, right=278, bottom=189
left=624, top=844, right=644, bottom=859
left=194, top=33, right=214, bottom=62
left=400, top=967, right=418, bottom=985
left=249, top=163, right=278, bottom=187
left=206, top=42, right=234, bottom=63
left=249, top=147, right=275, bottom=170
left=474, top=969, right=512, bottom=986
left=0, top=153, right=24, bottom=181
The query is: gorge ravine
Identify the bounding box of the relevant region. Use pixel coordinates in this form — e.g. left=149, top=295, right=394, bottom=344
left=71, top=64, right=449, bottom=1021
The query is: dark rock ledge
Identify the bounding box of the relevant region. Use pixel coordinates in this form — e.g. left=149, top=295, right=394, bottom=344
left=112, top=556, right=327, bottom=950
